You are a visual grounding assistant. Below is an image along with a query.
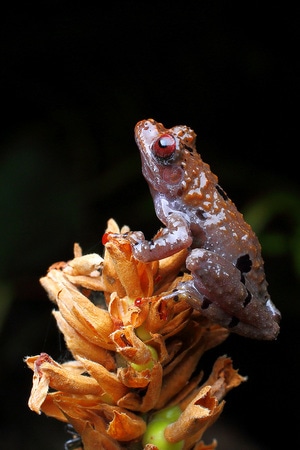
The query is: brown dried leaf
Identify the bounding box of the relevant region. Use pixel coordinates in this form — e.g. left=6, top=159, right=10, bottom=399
left=181, top=356, right=246, bottom=410
left=110, top=325, right=153, bottom=365
left=103, top=234, right=155, bottom=299
left=63, top=253, right=103, bottom=276
left=108, top=293, right=149, bottom=328
left=137, top=294, right=192, bottom=337
left=118, top=362, right=163, bottom=412
left=155, top=248, right=188, bottom=293
left=105, top=408, right=146, bottom=441
left=53, top=310, right=116, bottom=371
left=202, top=355, right=247, bottom=401
left=63, top=410, right=121, bottom=450
left=76, top=356, right=129, bottom=403
left=41, top=269, right=115, bottom=350
left=155, top=328, right=207, bottom=409
left=63, top=274, right=107, bottom=292
left=26, top=354, right=52, bottom=414
left=165, top=385, right=224, bottom=447
left=26, top=353, right=104, bottom=415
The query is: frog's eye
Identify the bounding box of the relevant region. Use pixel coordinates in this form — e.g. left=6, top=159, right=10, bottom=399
left=152, top=134, right=176, bottom=158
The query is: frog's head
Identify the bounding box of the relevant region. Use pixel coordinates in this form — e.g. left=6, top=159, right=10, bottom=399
left=134, top=118, right=197, bottom=197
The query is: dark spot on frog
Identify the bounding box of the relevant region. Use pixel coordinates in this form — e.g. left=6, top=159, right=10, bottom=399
left=228, top=316, right=240, bottom=328
left=215, top=184, right=228, bottom=200
left=149, top=239, right=154, bottom=247
left=184, top=144, right=194, bottom=153
left=243, top=289, right=252, bottom=307
left=236, top=254, right=252, bottom=273
left=173, top=294, right=179, bottom=302
left=201, top=297, right=212, bottom=309
left=196, top=209, right=206, bottom=220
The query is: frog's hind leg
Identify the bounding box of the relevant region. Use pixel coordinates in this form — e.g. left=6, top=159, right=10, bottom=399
left=164, top=248, right=280, bottom=340
left=165, top=279, right=272, bottom=339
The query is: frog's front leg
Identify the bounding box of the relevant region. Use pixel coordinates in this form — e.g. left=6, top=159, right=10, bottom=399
left=129, top=212, right=193, bottom=262
left=175, top=248, right=280, bottom=340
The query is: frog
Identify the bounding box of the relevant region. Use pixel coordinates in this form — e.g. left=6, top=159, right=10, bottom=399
left=128, top=118, right=280, bottom=340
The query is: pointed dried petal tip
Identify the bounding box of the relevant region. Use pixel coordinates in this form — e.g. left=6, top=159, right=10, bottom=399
left=26, top=218, right=246, bottom=449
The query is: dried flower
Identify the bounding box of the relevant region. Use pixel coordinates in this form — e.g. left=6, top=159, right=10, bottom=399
left=25, top=218, right=246, bottom=450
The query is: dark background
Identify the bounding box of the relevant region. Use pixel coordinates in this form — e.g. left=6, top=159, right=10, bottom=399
left=0, top=2, right=299, bottom=449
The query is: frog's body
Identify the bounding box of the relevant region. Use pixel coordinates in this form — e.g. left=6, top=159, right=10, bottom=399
left=131, top=118, right=280, bottom=340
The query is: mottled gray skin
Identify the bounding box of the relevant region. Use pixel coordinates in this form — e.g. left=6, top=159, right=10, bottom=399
left=131, top=119, right=280, bottom=340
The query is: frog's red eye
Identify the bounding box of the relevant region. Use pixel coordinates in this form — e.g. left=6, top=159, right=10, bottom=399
left=152, top=134, right=176, bottom=158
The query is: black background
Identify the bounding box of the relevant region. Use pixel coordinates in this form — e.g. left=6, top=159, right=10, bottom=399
left=0, top=2, right=299, bottom=449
